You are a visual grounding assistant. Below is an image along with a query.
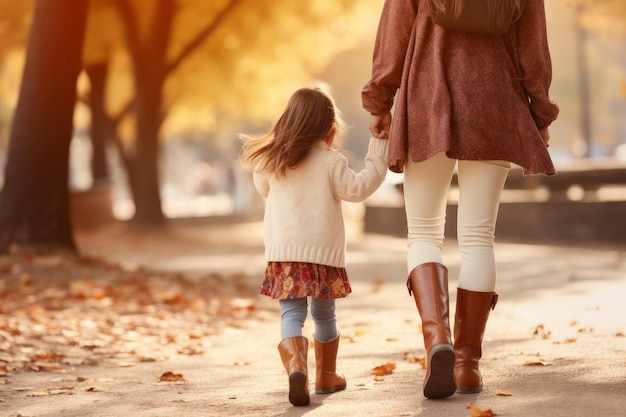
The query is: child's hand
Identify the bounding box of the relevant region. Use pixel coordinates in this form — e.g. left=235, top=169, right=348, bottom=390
left=369, top=112, right=392, bottom=139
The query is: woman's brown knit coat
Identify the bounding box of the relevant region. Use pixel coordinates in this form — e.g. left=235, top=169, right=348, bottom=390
left=362, top=0, right=559, bottom=175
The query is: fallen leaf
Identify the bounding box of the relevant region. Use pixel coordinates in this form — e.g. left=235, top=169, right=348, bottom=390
left=28, top=389, right=51, bottom=397
left=158, top=371, right=186, bottom=383
left=564, top=338, right=577, bottom=344
left=30, top=362, right=63, bottom=372
left=466, top=403, right=496, bottom=417
left=615, top=332, right=625, bottom=337
left=497, top=391, right=513, bottom=396
left=524, top=359, right=550, bottom=366
left=371, top=362, right=396, bottom=376
left=372, top=277, right=385, bottom=293
left=402, top=352, right=426, bottom=369
left=533, top=324, right=551, bottom=339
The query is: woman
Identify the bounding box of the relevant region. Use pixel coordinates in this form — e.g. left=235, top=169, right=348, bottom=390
left=362, top=0, right=558, bottom=399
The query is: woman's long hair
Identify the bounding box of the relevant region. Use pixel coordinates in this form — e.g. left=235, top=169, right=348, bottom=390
left=240, top=82, right=345, bottom=177
left=428, top=0, right=526, bottom=21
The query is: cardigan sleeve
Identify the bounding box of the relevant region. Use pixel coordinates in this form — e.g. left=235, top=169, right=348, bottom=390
left=329, top=138, right=389, bottom=203
left=361, top=0, right=417, bottom=115
left=516, top=0, right=559, bottom=129
left=252, top=170, right=270, bottom=198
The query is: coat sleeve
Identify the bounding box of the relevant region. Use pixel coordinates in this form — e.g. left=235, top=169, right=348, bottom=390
left=329, top=138, right=389, bottom=203
left=516, top=0, right=559, bottom=129
left=361, top=0, right=418, bottom=115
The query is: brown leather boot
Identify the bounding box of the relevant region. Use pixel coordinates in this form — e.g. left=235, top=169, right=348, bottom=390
left=278, top=336, right=310, bottom=406
left=453, top=288, right=498, bottom=394
left=314, top=335, right=347, bottom=394
left=407, top=262, right=456, bottom=399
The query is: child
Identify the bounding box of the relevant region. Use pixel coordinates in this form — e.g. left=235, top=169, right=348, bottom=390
left=240, top=82, right=388, bottom=406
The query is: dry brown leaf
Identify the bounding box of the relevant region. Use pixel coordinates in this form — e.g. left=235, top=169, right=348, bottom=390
left=372, top=277, right=385, bottom=293
left=524, top=359, right=550, bottom=366
left=497, top=391, right=513, bottom=396
left=178, top=346, right=204, bottom=355
left=20, top=273, right=34, bottom=286
left=564, top=337, right=577, bottom=344
left=158, top=371, right=186, bottom=383
left=30, top=362, right=63, bottom=372
left=615, top=332, right=625, bottom=337
left=28, top=389, right=51, bottom=397
left=533, top=324, right=551, bottom=339
left=467, top=403, right=496, bottom=417
left=402, top=352, right=426, bottom=369
left=371, top=362, right=396, bottom=376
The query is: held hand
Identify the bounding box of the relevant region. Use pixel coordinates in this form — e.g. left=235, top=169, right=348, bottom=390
left=539, top=128, right=550, bottom=147
left=369, top=112, right=392, bottom=139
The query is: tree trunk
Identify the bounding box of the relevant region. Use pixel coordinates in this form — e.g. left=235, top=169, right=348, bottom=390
left=114, top=0, right=175, bottom=227
left=0, top=0, right=88, bottom=253
left=85, top=62, right=111, bottom=184
left=130, top=80, right=166, bottom=227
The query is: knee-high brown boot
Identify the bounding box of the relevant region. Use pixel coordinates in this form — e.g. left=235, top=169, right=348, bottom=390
left=453, top=288, right=498, bottom=394
left=407, top=262, right=456, bottom=399
left=314, top=335, right=347, bottom=394
left=278, top=336, right=310, bottom=406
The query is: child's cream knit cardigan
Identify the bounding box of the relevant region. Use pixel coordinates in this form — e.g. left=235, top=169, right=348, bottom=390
left=253, top=137, right=389, bottom=268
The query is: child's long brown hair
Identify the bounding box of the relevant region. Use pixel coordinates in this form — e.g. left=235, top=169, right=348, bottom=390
left=240, top=82, right=345, bottom=177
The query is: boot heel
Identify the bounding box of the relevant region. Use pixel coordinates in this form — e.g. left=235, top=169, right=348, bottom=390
left=288, top=371, right=310, bottom=406
left=424, top=343, right=456, bottom=399
left=278, top=336, right=310, bottom=406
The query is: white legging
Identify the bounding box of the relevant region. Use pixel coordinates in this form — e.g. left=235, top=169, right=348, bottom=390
left=404, top=152, right=510, bottom=292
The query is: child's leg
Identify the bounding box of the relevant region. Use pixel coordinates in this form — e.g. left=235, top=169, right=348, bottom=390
left=310, top=297, right=346, bottom=394
left=279, top=298, right=308, bottom=339
left=310, top=298, right=337, bottom=342
left=278, top=298, right=310, bottom=406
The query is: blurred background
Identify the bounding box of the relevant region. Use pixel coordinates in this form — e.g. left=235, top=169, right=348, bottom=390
left=0, top=0, right=624, bottom=238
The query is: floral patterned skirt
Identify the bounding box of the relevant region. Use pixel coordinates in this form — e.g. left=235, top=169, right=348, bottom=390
left=260, top=262, right=351, bottom=300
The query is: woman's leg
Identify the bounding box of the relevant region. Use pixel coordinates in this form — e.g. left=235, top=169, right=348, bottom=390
left=456, top=160, right=510, bottom=292
left=404, top=152, right=457, bottom=399
left=404, top=152, right=456, bottom=273
left=454, top=159, right=510, bottom=394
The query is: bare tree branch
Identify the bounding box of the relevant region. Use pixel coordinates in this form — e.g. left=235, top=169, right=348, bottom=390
left=165, top=0, right=241, bottom=75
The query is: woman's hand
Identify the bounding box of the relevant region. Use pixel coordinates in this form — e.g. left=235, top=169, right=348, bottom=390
left=369, top=112, right=392, bottom=139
